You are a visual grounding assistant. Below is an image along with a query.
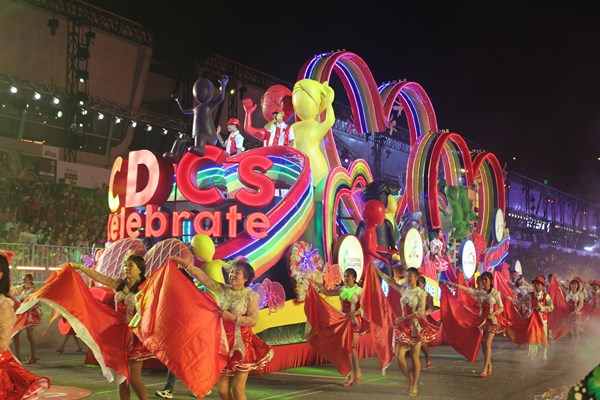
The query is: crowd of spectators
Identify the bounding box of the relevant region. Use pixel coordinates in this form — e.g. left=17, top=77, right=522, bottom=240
left=510, top=243, right=600, bottom=282
left=0, top=179, right=107, bottom=248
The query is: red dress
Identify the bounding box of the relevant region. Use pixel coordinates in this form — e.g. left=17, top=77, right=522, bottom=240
left=12, top=286, right=42, bottom=329
left=340, top=285, right=369, bottom=336
left=114, top=289, right=154, bottom=361
left=466, top=287, right=511, bottom=334
left=0, top=296, right=49, bottom=400
left=393, top=286, right=439, bottom=348
left=216, top=287, right=273, bottom=375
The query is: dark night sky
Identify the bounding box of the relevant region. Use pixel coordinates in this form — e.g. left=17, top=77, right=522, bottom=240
left=89, top=1, right=600, bottom=204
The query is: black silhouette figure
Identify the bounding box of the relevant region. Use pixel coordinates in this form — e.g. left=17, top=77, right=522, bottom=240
left=164, top=75, right=229, bottom=162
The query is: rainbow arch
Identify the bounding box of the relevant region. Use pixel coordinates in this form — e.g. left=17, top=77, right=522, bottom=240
left=473, top=152, right=506, bottom=244
left=379, top=81, right=438, bottom=146
left=406, top=132, right=474, bottom=230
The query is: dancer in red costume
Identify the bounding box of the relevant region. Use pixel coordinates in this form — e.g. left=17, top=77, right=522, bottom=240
left=586, top=280, right=600, bottom=314
left=12, top=273, right=41, bottom=364
left=264, top=108, right=295, bottom=147
left=565, top=279, right=585, bottom=338
left=510, top=275, right=533, bottom=317
left=313, top=268, right=368, bottom=387
left=378, top=267, right=439, bottom=397
left=0, top=250, right=50, bottom=400
left=170, top=256, right=273, bottom=400
left=509, top=275, right=554, bottom=361
left=446, top=271, right=509, bottom=377
left=416, top=275, right=438, bottom=369
left=72, top=256, right=152, bottom=400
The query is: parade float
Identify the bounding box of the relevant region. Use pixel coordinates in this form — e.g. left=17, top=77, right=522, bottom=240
left=90, top=50, right=509, bottom=372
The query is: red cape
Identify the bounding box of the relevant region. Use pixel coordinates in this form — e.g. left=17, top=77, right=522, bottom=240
left=131, top=261, right=227, bottom=398
left=15, top=265, right=129, bottom=383
left=547, top=275, right=571, bottom=341
left=362, top=264, right=394, bottom=373
left=304, top=284, right=353, bottom=377
left=440, top=284, right=482, bottom=363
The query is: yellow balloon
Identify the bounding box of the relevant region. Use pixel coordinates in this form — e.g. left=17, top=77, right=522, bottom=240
left=291, top=79, right=336, bottom=187
left=190, top=234, right=215, bottom=261
left=203, top=259, right=227, bottom=284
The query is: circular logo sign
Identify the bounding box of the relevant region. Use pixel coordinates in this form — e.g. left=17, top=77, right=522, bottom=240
left=399, top=227, right=424, bottom=269
left=459, top=239, right=477, bottom=279
left=511, top=259, right=522, bottom=275
left=333, top=234, right=364, bottom=281
left=492, top=208, right=505, bottom=243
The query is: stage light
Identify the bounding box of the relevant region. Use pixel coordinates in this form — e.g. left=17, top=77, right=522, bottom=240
left=81, top=109, right=88, bottom=115
left=56, top=110, right=62, bottom=118
left=162, top=128, right=168, bottom=135
left=47, top=17, right=59, bottom=35
left=9, top=86, right=17, bottom=94
left=513, top=156, right=516, bottom=160
left=52, top=97, right=60, bottom=105
left=98, top=112, right=104, bottom=120
left=146, top=124, right=152, bottom=131
left=115, top=117, right=122, bottom=124
left=33, top=92, right=41, bottom=100
left=131, top=121, right=137, bottom=128
left=85, top=31, right=96, bottom=47
left=76, top=69, right=89, bottom=83
left=229, top=88, right=236, bottom=95
left=238, top=86, right=247, bottom=99
left=76, top=47, right=90, bottom=60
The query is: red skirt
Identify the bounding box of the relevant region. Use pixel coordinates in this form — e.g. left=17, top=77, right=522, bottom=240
left=222, top=322, right=273, bottom=376
left=351, top=315, right=370, bottom=336
left=0, top=350, right=50, bottom=400
left=393, top=317, right=440, bottom=347
left=479, top=314, right=511, bottom=334
left=127, top=332, right=154, bottom=362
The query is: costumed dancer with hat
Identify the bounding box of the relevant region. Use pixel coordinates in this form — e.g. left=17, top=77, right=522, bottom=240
left=588, top=280, right=600, bottom=311
left=264, top=108, right=295, bottom=147
left=510, top=275, right=554, bottom=361
left=217, top=117, right=245, bottom=155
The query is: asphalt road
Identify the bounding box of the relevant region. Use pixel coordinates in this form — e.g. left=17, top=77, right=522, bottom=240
left=18, top=334, right=599, bottom=400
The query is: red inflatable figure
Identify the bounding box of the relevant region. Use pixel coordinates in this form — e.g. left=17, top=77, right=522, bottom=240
left=359, top=200, right=390, bottom=280
left=242, top=84, right=292, bottom=146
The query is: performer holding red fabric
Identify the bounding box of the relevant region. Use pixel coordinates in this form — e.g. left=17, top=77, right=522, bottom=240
left=510, top=275, right=533, bottom=317
left=446, top=271, right=509, bottom=377
left=509, top=275, right=553, bottom=361
left=565, top=279, right=585, bottom=338
left=311, top=268, right=368, bottom=387
left=378, top=267, right=439, bottom=397
left=71, top=256, right=153, bottom=400
left=417, top=275, right=439, bottom=369
left=11, top=273, right=42, bottom=364
left=583, top=280, right=600, bottom=318
left=0, top=250, right=50, bottom=400
left=170, top=256, right=273, bottom=399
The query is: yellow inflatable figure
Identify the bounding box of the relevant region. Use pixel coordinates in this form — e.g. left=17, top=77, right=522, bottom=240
left=190, top=234, right=227, bottom=284
left=291, top=79, right=335, bottom=187
left=385, top=194, right=399, bottom=242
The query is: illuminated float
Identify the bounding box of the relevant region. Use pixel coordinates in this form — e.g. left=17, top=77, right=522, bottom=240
left=94, top=50, right=510, bottom=372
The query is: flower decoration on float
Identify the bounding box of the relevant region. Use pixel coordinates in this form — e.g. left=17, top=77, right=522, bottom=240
left=83, top=246, right=98, bottom=268
left=288, top=241, right=324, bottom=302
left=323, top=262, right=343, bottom=290
left=251, top=278, right=286, bottom=314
